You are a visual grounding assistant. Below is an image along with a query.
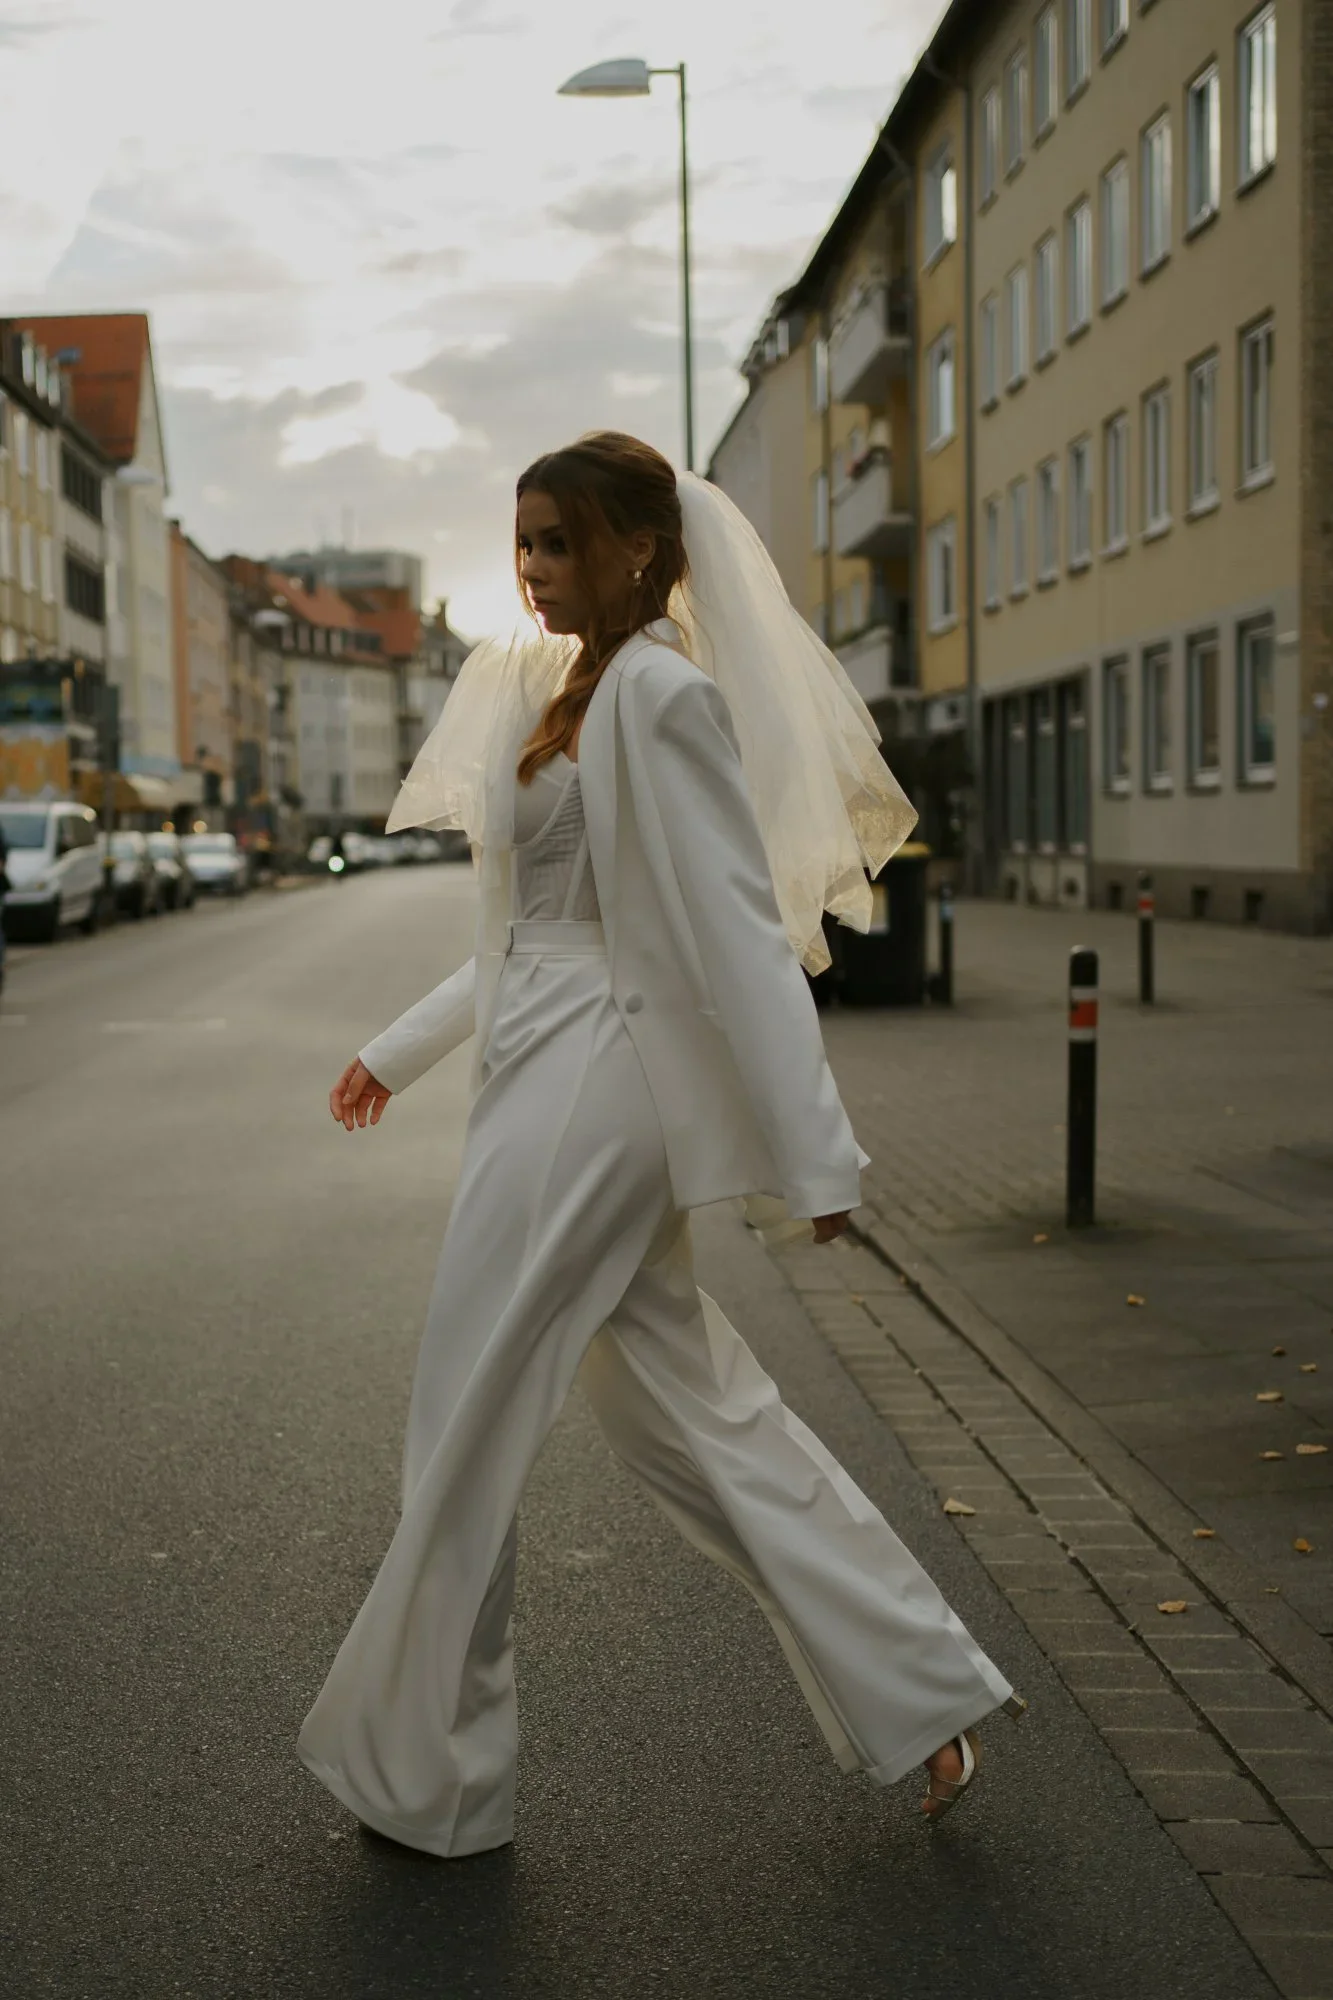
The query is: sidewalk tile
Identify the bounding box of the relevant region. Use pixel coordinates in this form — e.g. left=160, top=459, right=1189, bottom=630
left=1208, top=1873, right=1333, bottom=1931
left=1224, top=1711, right=1333, bottom=1757
left=1102, top=1728, right=1237, bottom=1775
left=1056, top=1654, right=1173, bottom=1692
left=1167, top=1820, right=1323, bottom=1877
left=1077, top=1689, right=1203, bottom=1733
left=1130, top=1771, right=1276, bottom=1822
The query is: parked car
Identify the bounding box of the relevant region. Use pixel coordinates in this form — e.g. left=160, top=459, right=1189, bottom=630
left=181, top=831, right=249, bottom=896
left=145, top=830, right=196, bottom=911
left=0, top=801, right=103, bottom=941
left=105, top=830, right=163, bottom=919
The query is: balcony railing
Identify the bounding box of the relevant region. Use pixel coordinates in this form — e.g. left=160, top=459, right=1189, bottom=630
left=833, top=452, right=913, bottom=561
left=829, top=282, right=911, bottom=407
left=835, top=624, right=896, bottom=707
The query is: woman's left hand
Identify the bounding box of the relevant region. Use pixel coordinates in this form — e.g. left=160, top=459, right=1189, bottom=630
left=811, top=1211, right=851, bottom=1245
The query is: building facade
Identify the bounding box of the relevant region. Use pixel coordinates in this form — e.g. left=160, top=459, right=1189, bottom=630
left=169, top=523, right=231, bottom=818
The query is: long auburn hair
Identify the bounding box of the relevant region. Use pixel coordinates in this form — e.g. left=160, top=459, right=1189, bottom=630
left=515, top=431, right=687, bottom=783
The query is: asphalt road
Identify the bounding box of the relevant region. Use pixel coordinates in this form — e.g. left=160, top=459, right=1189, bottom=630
left=0, top=870, right=1275, bottom=2000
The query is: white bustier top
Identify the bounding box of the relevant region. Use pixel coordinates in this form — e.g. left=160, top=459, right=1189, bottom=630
left=512, top=752, right=601, bottom=921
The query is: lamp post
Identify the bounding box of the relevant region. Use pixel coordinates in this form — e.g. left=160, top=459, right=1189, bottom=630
left=558, top=57, right=695, bottom=473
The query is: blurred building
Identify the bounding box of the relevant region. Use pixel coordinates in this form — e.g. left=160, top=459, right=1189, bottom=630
left=269, top=544, right=424, bottom=610
left=168, top=523, right=231, bottom=825
left=709, top=0, right=1331, bottom=931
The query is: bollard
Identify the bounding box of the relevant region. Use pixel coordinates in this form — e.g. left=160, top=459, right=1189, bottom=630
left=1066, top=946, right=1099, bottom=1228
left=1137, top=871, right=1155, bottom=1006
left=936, top=884, right=954, bottom=1007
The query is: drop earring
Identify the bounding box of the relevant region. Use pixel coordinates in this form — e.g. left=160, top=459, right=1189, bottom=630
left=632, top=568, right=643, bottom=584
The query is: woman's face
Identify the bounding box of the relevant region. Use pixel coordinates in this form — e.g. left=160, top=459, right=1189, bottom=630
left=516, top=488, right=652, bottom=640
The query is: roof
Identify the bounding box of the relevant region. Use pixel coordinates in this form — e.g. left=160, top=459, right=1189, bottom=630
left=15, top=312, right=153, bottom=467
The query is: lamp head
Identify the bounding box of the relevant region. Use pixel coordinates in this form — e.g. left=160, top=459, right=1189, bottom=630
left=558, top=58, right=651, bottom=98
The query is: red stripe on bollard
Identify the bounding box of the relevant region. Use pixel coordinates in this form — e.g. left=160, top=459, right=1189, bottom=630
left=1069, top=1000, right=1098, bottom=1036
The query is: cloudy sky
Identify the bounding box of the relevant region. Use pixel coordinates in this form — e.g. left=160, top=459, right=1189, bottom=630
left=1, top=0, right=941, bottom=635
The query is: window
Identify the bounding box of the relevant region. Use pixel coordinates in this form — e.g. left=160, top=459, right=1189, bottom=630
left=1068, top=435, right=1093, bottom=564
left=979, top=294, right=999, bottom=407
left=1102, top=0, right=1128, bottom=53
left=35, top=430, right=50, bottom=492
left=1004, top=48, right=1027, bottom=173
left=18, top=521, right=34, bottom=592
left=1239, top=4, right=1277, bottom=185
left=1241, top=316, right=1274, bottom=485
left=1034, top=234, right=1059, bottom=361
left=1066, top=199, right=1092, bottom=332
left=1059, top=679, right=1089, bottom=848
left=811, top=337, right=829, bottom=413
left=1009, top=477, right=1030, bottom=595
left=1187, top=632, right=1221, bottom=784
left=1143, top=386, right=1170, bottom=531
left=1005, top=264, right=1029, bottom=386
left=1037, top=458, right=1060, bottom=580
left=812, top=468, right=829, bottom=553
left=1100, top=158, right=1129, bottom=304
left=980, top=87, right=1001, bottom=204
left=1238, top=617, right=1275, bottom=779
left=14, top=409, right=29, bottom=477
left=1034, top=7, right=1058, bottom=136
left=1186, top=65, right=1220, bottom=228
left=1141, top=113, right=1172, bottom=271
left=927, top=329, right=957, bottom=446
left=61, top=446, right=104, bottom=522
left=1065, top=0, right=1091, bottom=99
left=65, top=552, right=105, bottom=624
left=39, top=534, right=54, bottom=604
left=925, top=147, right=958, bottom=262
left=1002, top=696, right=1029, bottom=848
left=1187, top=352, right=1218, bottom=510
left=1104, top=411, right=1129, bottom=548
left=927, top=517, right=958, bottom=631
left=1103, top=657, right=1131, bottom=790
left=1142, top=645, right=1172, bottom=790
left=984, top=496, right=1002, bottom=608
left=0, top=507, right=9, bottom=581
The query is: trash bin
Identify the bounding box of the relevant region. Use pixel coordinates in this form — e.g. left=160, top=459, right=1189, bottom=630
left=836, top=842, right=931, bottom=1006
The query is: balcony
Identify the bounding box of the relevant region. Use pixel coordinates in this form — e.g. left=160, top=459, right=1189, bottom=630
left=833, top=452, right=913, bottom=562
left=829, top=283, right=911, bottom=407
left=835, top=624, right=897, bottom=707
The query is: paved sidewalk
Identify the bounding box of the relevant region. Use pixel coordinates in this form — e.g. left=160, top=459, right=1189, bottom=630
left=761, top=899, right=1333, bottom=1997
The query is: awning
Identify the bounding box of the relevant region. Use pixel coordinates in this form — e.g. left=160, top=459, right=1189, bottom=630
left=76, top=770, right=198, bottom=815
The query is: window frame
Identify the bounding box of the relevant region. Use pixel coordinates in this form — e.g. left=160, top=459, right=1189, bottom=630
left=1141, top=643, right=1173, bottom=793
left=980, top=86, right=1001, bottom=206
left=924, top=145, right=959, bottom=265
left=1238, top=3, right=1277, bottom=189
left=1239, top=314, right=1275, bottom=490
left=1034, top=232, right=1060, bottom=363
left=1186, top=349, right=1219, bottom=515
left=926, top=516, right=959, bottom=633
left=1140, top=110, right=1172, bottom=275
left=1068, top=434, right=1093, bottom=568
left=1036, top=456, right=1060, bottom=583
left=1065, top=0, right=1092, bottom=102
left=1103, top=410, right=1129, bottom=553
left=1142, top=383, right=1171, bottom=535
left=1185, top=62, right=1221, bottom=233
left=1237, top=615, right=1276, bottom=783
left=1065, top=197, right=1092, bottom=335
left=984, top=495, right=1002, bottom=610
left=1101, top=0, right=1128, bottom=57
left=1034, top=6, right=1059, bottom=138
left=1102, top=656, right=1132, bottom=793
left=811, top=337, right=829, bottom=414
left=926, top=327, right=958, bottom=448
left=1004, top=47, right=1028, bottom=175
left=1009, top=475, right=1030, bottom=597
left=979, top=293, right=1000, bottom=409
left=1099, top=156, right=1130, bottom=307
left=1186, top=629, right=1222, bottom=787
left=1005, top=263, right=1030, bottom=388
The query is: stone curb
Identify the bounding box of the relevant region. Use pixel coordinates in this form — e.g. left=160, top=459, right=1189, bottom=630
left=764, top=1224, right=1333, bottom=2000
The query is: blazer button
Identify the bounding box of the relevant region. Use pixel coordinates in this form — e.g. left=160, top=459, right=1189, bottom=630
left=623, top=991, right=644, bottom=1014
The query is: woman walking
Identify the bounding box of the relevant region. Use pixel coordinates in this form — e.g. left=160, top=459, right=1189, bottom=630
left=299, top=432, right=1021, bottom=1857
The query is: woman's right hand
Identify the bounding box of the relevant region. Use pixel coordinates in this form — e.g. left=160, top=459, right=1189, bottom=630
left=330, top=1059, right=392, bottom=1131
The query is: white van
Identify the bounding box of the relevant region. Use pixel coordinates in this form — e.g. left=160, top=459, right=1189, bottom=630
left=0, top=801, right=103, bottom=940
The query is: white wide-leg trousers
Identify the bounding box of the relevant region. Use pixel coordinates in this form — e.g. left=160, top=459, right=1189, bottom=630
left=298, top=926, right=1011, bottom=1857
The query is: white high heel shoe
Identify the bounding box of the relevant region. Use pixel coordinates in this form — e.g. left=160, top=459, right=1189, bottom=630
left=922, top=1693, right=1027, bottom=1820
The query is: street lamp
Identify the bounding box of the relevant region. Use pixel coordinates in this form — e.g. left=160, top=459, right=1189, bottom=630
left=558, top=56, right=695, bottom=472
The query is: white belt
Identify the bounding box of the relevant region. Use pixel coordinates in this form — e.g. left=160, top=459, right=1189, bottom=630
left=506, top=919, right=606, bottom=955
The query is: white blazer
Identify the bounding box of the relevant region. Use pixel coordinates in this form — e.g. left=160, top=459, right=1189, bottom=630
left=358, top=629, right=866, bottom=1219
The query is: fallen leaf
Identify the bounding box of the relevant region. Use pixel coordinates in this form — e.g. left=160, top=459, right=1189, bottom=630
left=942, top=1497, right=976, bottom=1517
left=1157, top=1600, right=1189, bottom=1614
left=1260, top=1450, right=1285, bottom=1460
left=1295, top=1443, right=1329, bottom=1456
left=1294, top=1539, right=1314, bottom=1555
left=1299, top=1363, right=1318, bottom=1374
left=1127, top=1294, right=1146, bottom=1308
left=849, top=1293, right=865, bottom=1305
left=1033, top=1232, right=1049, bottom=1245
left=1272, top=1346, right=1287, bottom=1357
left=1264, top=1585, right=1280, bottom=1594
left=1256, top=1391, right=1284, bottom=1403
left=1192, top=1527, right=1216, bottom=1539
